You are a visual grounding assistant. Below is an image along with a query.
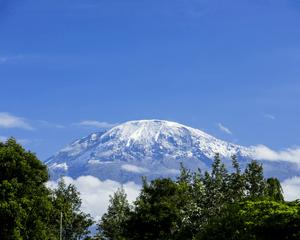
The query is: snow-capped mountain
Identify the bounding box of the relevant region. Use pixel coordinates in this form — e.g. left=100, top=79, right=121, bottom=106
left=44, top=120, right=295, bottom=183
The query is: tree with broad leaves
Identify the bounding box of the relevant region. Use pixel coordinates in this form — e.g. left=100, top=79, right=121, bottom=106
left=121, top=176, right=192, bottom=240
left=174, top=154, right=277, bottom=239
left=195, top=197, right=300, bottom=240
left=0, top=137, right=56, bottom=239
left=97, top=153, right=285, bottom=240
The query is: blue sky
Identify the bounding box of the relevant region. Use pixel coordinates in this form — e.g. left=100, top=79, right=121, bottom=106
left=2, top=0, right=300, bottom=228
left=1, top=0, right=300, bottom=163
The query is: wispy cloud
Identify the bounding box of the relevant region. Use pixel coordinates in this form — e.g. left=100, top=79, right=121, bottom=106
left=218, top=123, right=232, bottom=134
left=0, top=136, right=8, bottom=143
left=252, top=144, right=300, bottom=165
left=46, top=176, right=141, bottom=221
left=0, top=135, right=31, bottom=145
left=0, top=54, right=40, bottom=64
left=18, top=139, right=31, bottom=145
left=121, top=164, right=149, bottom=173
left=73, top=121, right=118, bottom=129
left=166, top=169, right=180, bottom=174
left=0, top=112, right=35, bottom=130
left=39, top=120, right=64, bottom=128
left=1, top=55, right=22, bottom=62
left=262, top=113, right=275, bottom=119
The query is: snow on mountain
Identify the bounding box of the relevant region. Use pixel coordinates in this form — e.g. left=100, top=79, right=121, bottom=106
left=44, top=120, right=295, bottom=183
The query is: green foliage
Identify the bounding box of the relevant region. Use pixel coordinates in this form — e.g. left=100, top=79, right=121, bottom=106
left=266, top=177, right=284, bottom=202
left=121, top=176, right=192, bottom=240
left=87, top=233, right=107, bottom=240
left=0, top=137, right=56, bottom=239
left=173, top=154, right=279, bottom=239
left=201, top=153, right=230, bottom=219
left=195, top=197, right=300, bottom=240
left=226, top=154, right=246, bottom=203
left=49, top=175, right=95, bottom=240
left=97, top=152, right=287, bottom=239
left=96, top=184, right=132, bottom=240
left=174, top=162, right=206, bottom=239
left=0, top=137, right=95, bottom=239
left=172, top=154, right=246, bottom=239
left=245, top=159, right=266, bottom=197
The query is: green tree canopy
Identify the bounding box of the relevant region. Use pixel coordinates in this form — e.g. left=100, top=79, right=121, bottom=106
left=245, top=159, right=267, bottom=197
left=96, top=184, right=131, bottom=240
left=121, top=176, right=192, bottom=240
left=265, top=177, right=284, bottom=202
left=0, top=137, right=55, bottom=239
left=49, top=175, right=95, bottom=240
left=97, top=153, right=285, bottom=240
left=195, top=197, right=300, bottom=240
left=173, top=154, right=280, bottom=239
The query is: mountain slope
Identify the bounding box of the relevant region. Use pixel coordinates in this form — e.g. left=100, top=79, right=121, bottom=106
left=44, top=120, right=296, bottom=183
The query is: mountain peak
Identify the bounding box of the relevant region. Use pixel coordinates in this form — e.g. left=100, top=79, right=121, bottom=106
left=45, top=119, right=254, bottom=182
left=105, top=119, right=213, bottom=147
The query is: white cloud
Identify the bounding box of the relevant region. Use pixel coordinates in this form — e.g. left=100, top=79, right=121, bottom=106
left=262, top=114, right=275, bottom=119
left=73, top=121, right=118, bottom=129
left=0, top=54, right=40, bottom=64
left=39, top=120, right=64, bottom=128
left=0, top=136, right=7, bottom=142
left=252, top=144, right=300, bottom=165
left=0, top=135, right=30, bottom=144
left=166, top=169, right=180, bottom=174
left=281, top=176, right=300, bottom=201
left=121, top=164, right=149, bottom=173
left=0, top=112, right=35, bottom=130
left=218, top=123, right=232, bottom=134
left=1, top=55, right=22, bottom=63
left=17, top=139, right=31, bottom=145
left=46, top=176, right=141, bottom=221
left=45, top=175, right=300, bottom=223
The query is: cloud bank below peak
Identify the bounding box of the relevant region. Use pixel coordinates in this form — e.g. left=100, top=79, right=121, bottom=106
left=252, top=144, right=300, bottom=165
left=46, top=175, right=141, bottom=222
left=45, top=174, right=300, bottom=225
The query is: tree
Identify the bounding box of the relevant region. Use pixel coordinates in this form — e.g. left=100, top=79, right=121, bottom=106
left=98, top=153, right=281, bottom=239
left=226, top=154, right=246, bottom=204
left=0, top=137, right=56, bottom=239
left=200, top=153, right=230, bottom=220
left=265, top=177, right=284, bottom=201
left=121, top=176, right=192, bottom=240
left=96, top=184, right=132, bottom=240
left=174, top=154, right=269, bottom=239
left=84, top=233, right=106, bottom=240
left=245, top=159, right=266, bottom=197
left=185, top=154, right=245, bottom=229
left=195, top=197, right=300, bottom=240
left=49, top=176, right=95, bottom=240
left=173, top=163, right=206, bottom=239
